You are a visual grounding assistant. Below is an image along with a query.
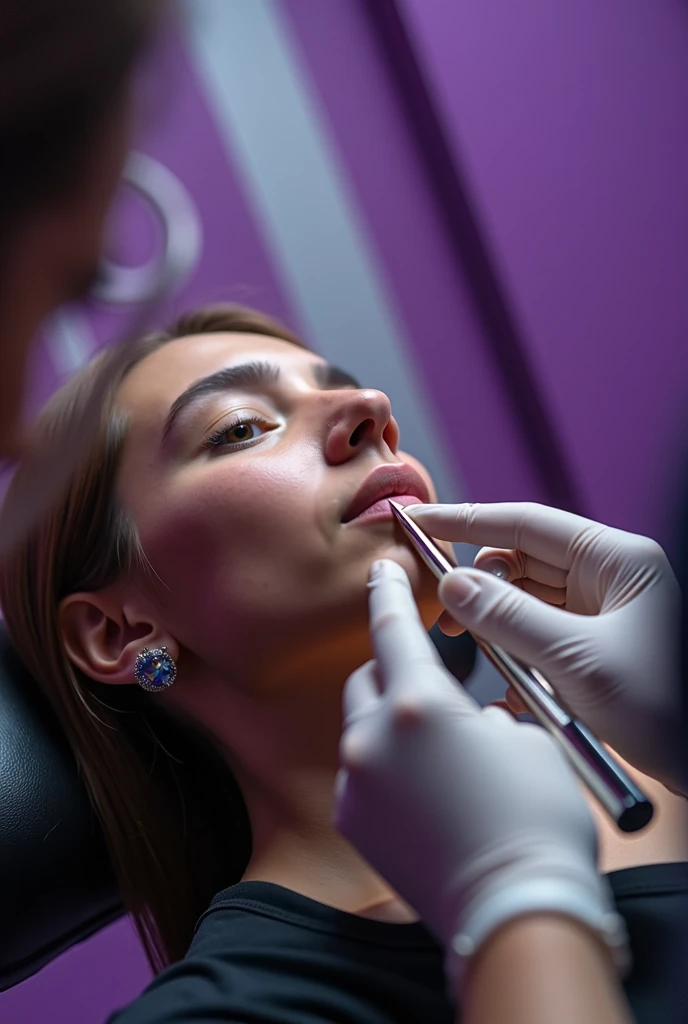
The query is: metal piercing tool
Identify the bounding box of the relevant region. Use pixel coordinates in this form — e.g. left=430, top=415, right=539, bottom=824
left=388, top=500, right=654, bottom=834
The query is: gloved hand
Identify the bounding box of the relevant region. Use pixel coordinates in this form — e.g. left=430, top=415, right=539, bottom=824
left=408, top=502, right=685, bottom=795
left=335, top=560, right=628, bottom=990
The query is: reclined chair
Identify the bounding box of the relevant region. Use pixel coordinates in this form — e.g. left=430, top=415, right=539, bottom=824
left=0, top=622, right=122, bottom=989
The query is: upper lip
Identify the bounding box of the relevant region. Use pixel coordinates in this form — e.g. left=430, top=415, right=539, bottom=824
left=341, top=463, right=430, bottom=523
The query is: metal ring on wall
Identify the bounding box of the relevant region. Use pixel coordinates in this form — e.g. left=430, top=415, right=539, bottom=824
left=91, top=151, right=203, bottom=307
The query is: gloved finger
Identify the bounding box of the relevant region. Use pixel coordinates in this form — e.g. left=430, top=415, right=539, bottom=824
left=473, top=546, right=568, bottom=589
left=343, top=660, right=381, bottom=721
left=438, top=567, right=582, bottom=670
left=437, top=609, right=467, bottom=636
left=407, top=502, right=598, bottom=570
left=332, top=767, right=355, bottom=834
left=333, top=764, right=376, bottom=841
left=479, top=704, right=520, bottom=729
left=368, top=560, right=451, bottom=696
left=333, top=766, right=348, bottom=809
left=520, top=578, right=567, bottom=605
left=436, top=576, right=565, bottom=632
left=487, top=699, right=519, bottom=720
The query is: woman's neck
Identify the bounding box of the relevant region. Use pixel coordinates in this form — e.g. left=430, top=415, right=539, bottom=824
left=195, top=673, right=417, bottom=923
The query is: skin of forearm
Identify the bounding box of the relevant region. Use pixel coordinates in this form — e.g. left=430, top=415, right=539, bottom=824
left=586, top=752, right=688, bottom=873
left=457, top=914, right=634, bottom=1024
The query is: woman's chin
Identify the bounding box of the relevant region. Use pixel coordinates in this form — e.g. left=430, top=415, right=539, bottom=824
left=377, top=543, right=443, bottom=627
left=415, top=584, right=443, bottom=630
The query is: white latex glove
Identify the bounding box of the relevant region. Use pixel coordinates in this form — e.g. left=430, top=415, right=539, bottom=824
left=408, top=502, right=685, bottom=795
left=335, top=560, right=627, bottom=990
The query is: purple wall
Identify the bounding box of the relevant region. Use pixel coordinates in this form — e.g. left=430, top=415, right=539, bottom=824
left=1, top=920, right=151, bottom=1023
left=400, top=0, right=688, bottom=541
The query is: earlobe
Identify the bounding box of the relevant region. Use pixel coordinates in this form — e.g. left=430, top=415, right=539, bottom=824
left=59, top=592, right=176, bottom=687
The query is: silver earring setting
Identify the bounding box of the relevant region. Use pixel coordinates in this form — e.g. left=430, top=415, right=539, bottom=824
left=134, top=646, right=177, bottom=692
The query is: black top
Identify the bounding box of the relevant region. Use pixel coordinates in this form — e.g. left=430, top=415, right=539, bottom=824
left=111, top=863, right=688, bottom=1024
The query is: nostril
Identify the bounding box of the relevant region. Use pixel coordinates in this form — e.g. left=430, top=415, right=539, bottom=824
left=348, top=420, right=374, bottom=447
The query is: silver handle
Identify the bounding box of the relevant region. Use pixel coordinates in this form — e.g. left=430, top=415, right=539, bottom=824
left=477, top=640, right=653, bottom=833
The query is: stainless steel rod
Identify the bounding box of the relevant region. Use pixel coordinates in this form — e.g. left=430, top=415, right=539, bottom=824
left=388, top=501, right=653, bottom=833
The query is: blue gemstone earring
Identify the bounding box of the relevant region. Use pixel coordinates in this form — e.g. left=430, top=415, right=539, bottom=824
left=134, top=646, right=177, bottom=693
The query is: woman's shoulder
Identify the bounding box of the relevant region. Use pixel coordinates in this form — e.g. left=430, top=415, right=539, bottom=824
left=110, top=880, right=452, bottom=1024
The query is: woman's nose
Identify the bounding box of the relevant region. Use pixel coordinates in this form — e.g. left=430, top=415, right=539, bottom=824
left=324, top=389, right=400, bottom=465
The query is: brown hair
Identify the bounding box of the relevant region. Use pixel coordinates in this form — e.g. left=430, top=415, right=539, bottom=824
left=0, top=304, right=306, bottom=970
left=0, top=0, right=164, bottom=243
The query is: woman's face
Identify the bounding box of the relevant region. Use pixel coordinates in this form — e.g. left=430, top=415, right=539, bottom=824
left=116, top=332, right=447, bottom=690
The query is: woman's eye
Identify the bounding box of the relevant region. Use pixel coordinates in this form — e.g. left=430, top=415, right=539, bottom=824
left=225, top=422, right=260, bottom=444
left=203, top=416, right=273, bottom=452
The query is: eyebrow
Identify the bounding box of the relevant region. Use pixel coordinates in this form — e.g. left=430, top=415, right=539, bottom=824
left=162, top=359, right=361, bottom=444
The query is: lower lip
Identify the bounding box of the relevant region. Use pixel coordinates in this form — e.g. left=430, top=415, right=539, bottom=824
left=346, top=495, right=423, bottom=524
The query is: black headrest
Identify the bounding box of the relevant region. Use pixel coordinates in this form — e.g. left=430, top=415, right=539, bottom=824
left=0, top=623, right=122, bottom=990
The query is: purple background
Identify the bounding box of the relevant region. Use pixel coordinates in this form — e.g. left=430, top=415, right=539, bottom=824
left=4, top=1, right=688, bottom=1020
left=401, top=0, right=688, bottom=539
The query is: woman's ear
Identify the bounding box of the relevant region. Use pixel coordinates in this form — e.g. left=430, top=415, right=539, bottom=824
left=59, top=591, right=178, bottom=686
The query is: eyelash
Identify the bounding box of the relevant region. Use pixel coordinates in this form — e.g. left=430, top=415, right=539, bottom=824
left=201, top=413, right=272, bottom=453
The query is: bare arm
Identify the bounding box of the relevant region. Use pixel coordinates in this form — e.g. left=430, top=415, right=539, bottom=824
left=459, top=914, right=634, bottom=1024
left=589, top=753, right=688, bottom=874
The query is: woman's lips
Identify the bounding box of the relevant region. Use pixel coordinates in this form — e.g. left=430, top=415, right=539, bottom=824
left=342, top=463, right=430, bottom=524
left=347, top=494, right=423, bottom=524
